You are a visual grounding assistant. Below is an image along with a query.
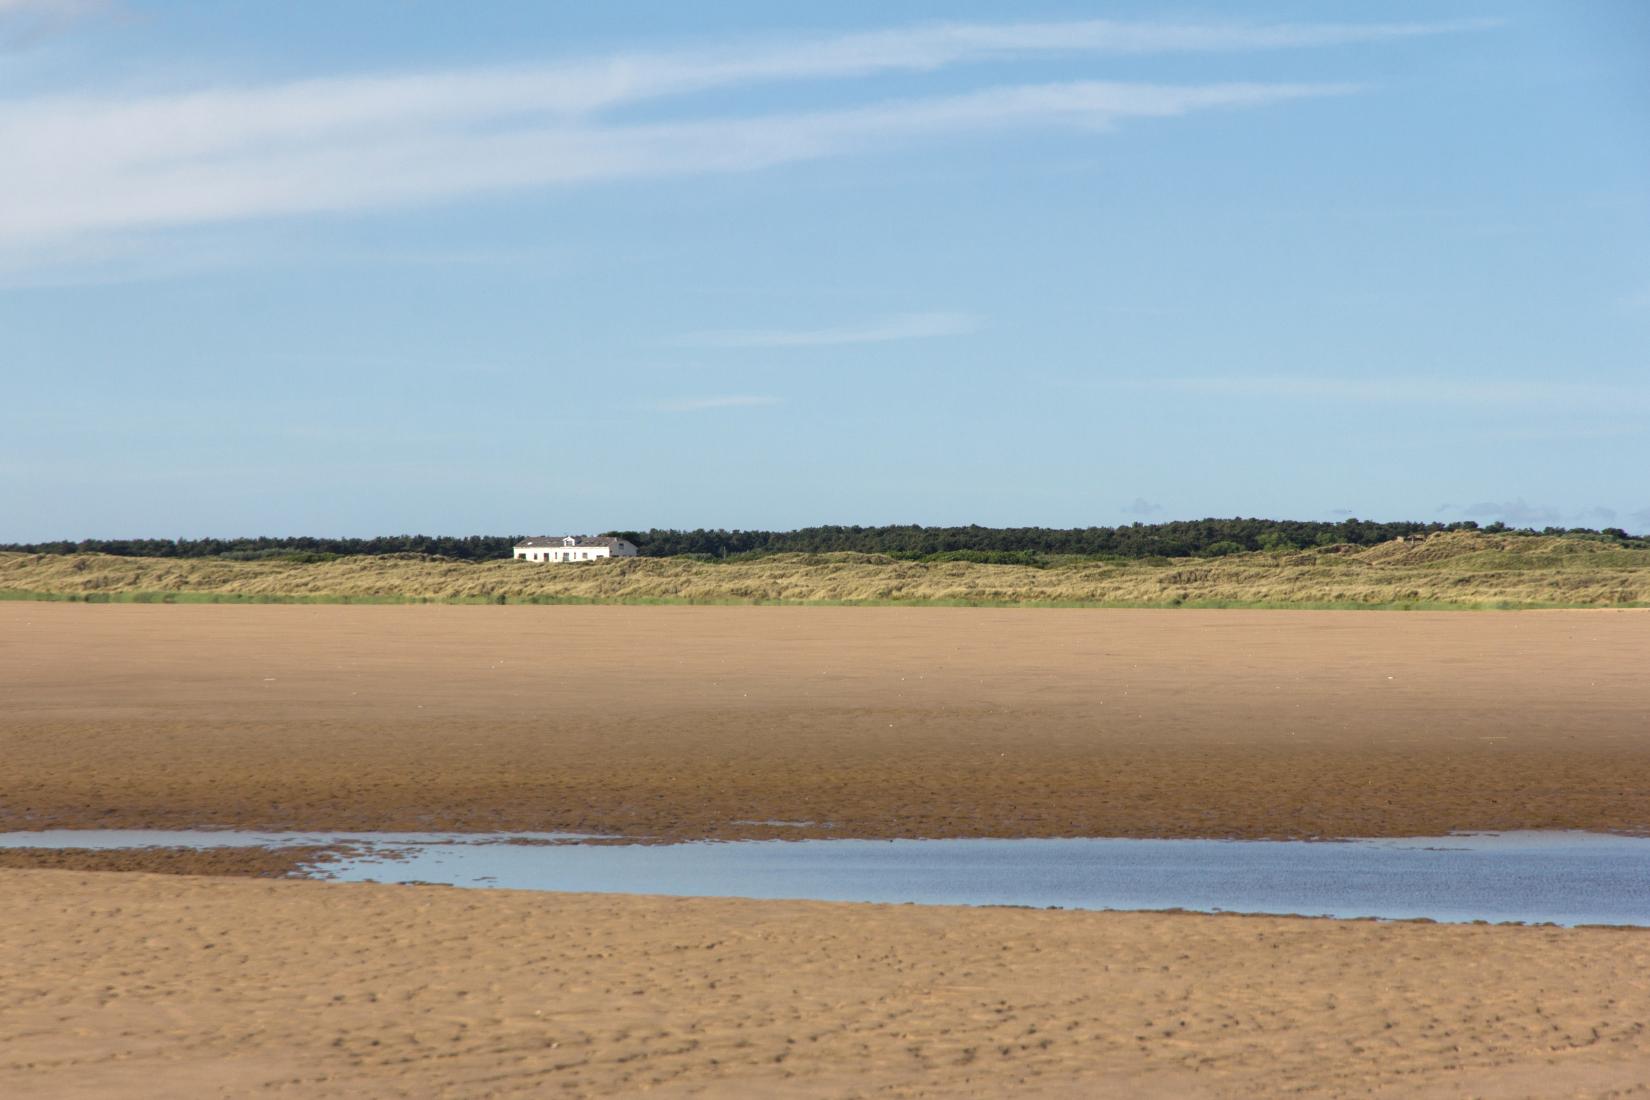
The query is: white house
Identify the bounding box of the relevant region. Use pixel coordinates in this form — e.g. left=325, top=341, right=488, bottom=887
left=514, top=535, right=638, bottom=563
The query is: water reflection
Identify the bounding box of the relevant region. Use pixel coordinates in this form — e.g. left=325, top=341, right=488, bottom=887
left=3, top=829, right=1646, bottom=926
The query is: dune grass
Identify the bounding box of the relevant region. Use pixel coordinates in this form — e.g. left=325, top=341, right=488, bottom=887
left=2, top=532, right=1647, bottom=610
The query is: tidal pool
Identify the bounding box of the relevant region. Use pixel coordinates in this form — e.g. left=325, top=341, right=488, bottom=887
left=3, top=830, right=1646, bottom=926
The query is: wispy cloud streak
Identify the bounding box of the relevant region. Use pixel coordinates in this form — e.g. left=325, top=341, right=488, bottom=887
left=1, top=15, right=1485, bottom=115
left=0, top=16, right=1491, bottom=270
left=656, top=395, right=782, bottom=412
left=1115, top=375, right=1650, bottom=410
left=679, top=311, right=978, bottom=349
left=0, top=79, right=1349, bottom=261
left=0, top=0, right=106, bottom=48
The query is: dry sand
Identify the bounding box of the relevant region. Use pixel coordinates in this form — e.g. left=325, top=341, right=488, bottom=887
left=3, top=602, right=1648, bottom=839
left=2, top=869, right=1647, bottom=1099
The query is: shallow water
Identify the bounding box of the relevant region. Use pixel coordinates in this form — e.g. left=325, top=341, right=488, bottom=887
left=3, top=830, right=1646, bottom=926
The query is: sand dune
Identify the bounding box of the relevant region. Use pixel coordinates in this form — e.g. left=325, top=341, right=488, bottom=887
left=2, top=869, right=1646, bottom=1098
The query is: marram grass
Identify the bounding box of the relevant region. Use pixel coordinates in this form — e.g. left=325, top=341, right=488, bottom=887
left=2, top=532, right=1647, bottom=610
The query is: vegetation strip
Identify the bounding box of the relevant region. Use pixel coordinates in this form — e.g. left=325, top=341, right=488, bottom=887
left=3, top=531, right=1647, bottom=609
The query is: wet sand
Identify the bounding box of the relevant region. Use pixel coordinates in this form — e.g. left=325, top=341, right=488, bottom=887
left=2, top=869, right=1646, bottom=1098
left=3, top=603, right=1648, bottom=840
left=3, top=602, right=1648, bottom=840
left=0, top=845, right=337, bottom=877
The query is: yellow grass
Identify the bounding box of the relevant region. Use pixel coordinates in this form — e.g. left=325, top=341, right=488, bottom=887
left=4, top=531, right=1647, bottom=608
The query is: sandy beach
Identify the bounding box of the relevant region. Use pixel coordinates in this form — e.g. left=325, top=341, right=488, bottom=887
left=4, top=603, right=1648, bottom=840
left=1, top=869, right=1646, bottom=1098
left=6, top=602, right=1649, bottom=1096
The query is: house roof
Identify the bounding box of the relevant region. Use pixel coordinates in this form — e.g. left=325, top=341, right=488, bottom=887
left=515, top=535, right=633, bottom=548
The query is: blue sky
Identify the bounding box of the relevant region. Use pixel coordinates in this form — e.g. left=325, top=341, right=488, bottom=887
left=2, top=1, right=1647, bottom=540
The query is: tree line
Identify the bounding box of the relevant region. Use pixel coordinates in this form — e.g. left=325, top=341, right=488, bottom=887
left=3, top=519, right=1640, bottom=563
left=607, top=519, right=1640, bottom=560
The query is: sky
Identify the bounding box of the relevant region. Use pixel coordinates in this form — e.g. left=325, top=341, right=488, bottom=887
left=2, top=1, right=1647, bottom=540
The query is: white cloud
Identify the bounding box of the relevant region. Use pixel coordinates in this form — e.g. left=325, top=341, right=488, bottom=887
left=0, top=0, right=106, bottom=46
left=1478, top=423, right=1646, bottom=443
left=656, top=395, right=782, bottom=412
left=0, top=0, right=105, bottom=20
left=0, top=79, right=1350, bottom=263
left=1121, top=497, right=1162, bottom=516
left=0, top=15, right=1492, bottom=272
left=2, top=14, right=1479, bottom=112
left=1580, top=505, right=1619, bottom=525
left=1116, top=375, right=1650, bottom=410
left=1455, top=501, right=1636, bottom=530
left=1461, top=499, right=1568, bottom=528
left=678, top=311, right=978, bottom=349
